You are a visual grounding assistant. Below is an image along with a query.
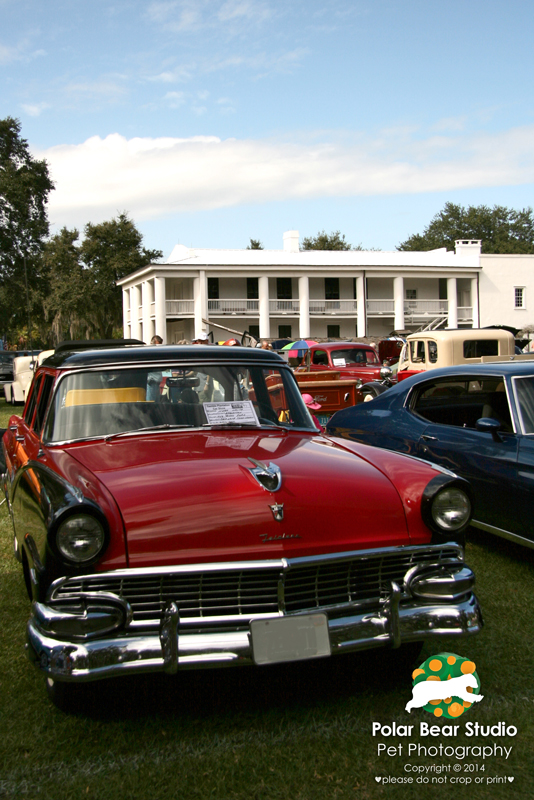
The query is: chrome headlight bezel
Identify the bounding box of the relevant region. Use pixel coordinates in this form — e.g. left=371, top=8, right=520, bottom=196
left=421, top=475, right=473, bottom=537
left=50, top=507, right=109, bottom=566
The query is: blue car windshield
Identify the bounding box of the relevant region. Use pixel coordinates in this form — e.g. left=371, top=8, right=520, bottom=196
left=43, top=363, right=316, bottom=442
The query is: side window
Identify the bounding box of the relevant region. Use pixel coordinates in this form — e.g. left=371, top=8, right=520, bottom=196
left=463, top=340, right=498, bottom=358
left=34, top=374, right=55, bottom=435
left=413, top=377, right=512, bottom=431
left=428, top=341, right=438, bottom=363
left=409, top=341, right=426, bottom=363
left=23, top=375, right=41, bottom=428
left=313, top=350, right=329, bottom=366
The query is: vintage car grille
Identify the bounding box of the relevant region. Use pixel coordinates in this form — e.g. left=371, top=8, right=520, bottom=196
left=52, top=545, right=462, bottom=627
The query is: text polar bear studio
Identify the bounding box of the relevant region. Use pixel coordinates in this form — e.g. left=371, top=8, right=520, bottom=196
left=405, top=672, right=483, bottom=713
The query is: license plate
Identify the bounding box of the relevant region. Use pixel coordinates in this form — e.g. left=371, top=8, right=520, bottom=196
left=317, top=414, right=331, bottom=425
left=250, top=613, right=331, bottom=665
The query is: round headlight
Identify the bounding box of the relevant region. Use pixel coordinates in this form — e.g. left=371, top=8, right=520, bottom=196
left=431, top=488, right=471, bottom=531
left=56, top=514, right=105, bottom=563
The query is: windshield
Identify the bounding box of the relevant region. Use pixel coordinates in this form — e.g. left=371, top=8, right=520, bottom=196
left=329, top=348, right=378, bottom=366
left=44, top=363, right=316, bottom=442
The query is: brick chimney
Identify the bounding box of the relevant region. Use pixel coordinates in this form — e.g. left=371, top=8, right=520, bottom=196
left=283, top=230, right=299, bottom=253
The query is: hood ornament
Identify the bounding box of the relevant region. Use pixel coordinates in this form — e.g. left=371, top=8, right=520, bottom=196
left=269, top=503, right=284, bottom=522
left=248, top=458, right=282, bottom=492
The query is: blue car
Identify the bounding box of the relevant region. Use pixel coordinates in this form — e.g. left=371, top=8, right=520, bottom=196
left=326, top=361, right=534, bottom=550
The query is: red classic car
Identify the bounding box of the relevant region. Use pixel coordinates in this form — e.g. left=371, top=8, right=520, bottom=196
left=3, top=343, right=482, bottom=709
left=298, top=342, right=383, bottom=382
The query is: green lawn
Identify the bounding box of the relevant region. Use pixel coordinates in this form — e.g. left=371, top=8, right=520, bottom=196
left=0, top=395, right=533, bottom=799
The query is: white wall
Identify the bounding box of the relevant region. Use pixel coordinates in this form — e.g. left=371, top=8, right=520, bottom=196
left=479, top=255, right=534, bottom=328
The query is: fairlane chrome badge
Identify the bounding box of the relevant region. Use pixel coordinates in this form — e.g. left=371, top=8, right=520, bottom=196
left=248, top=458, right=282, bottom=492
left=260, top=531, right=300, bottom=543
left=269, top=503, right=284, bottom=521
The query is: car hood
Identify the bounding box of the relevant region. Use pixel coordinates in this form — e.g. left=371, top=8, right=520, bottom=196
left=66, top=430, right=412, bottom=567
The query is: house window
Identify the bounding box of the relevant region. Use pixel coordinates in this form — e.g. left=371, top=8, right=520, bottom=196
left=247, top=278, right=258, bottom=299
left=325, top=278, right=339, bottom=300
left=327, top=325, right=340, bottom=338
left=406, top=289, right=417, bottom=300
left=248, top=325, right=260, bottom=338
left=277, top=278, right=292, bottom=299
left=278, top=325, right=292, bottom=339
left=515, top=287, right=526, bottom=309
left=208, top=278, right=219, bottom=299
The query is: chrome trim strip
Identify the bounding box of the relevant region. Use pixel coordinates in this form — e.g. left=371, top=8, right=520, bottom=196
left=48, top=542, right=463, bottom=592
left=470, top=519, right=534, bottom=551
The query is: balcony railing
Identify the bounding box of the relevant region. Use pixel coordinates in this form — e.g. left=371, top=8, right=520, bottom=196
left=309, top=300, right=358, bottom=315
left=166, top=300, right=195, bottom=316
left=457, top=306, right=473, bottom=321
left=208, top=300, right=259, bottom=315
left=366, top=300, right=395, bottom=316
left=366, top=299, right=453, bottom=318
left=269, top=300, right=300, bottom=315
left=403, top=300, right=449, bottom=318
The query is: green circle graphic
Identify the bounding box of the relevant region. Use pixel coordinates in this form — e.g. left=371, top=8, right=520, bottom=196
left=411, top=652, right=481, bottom=719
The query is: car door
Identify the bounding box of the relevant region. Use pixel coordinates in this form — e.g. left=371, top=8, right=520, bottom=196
left=411, top=375, right=522, bottom=536
left=310, top=349, right=330, bottom=371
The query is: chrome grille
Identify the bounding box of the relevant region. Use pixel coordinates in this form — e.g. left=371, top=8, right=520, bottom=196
left=52, top=546, right=461, bottom=626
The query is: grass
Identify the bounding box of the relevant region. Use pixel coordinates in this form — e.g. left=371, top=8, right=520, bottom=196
left=0, top=395, right=533, bottom=799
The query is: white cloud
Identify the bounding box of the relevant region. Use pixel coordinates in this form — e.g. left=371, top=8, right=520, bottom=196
left=63, top=80, right=127, bottom=105
left=37, top=126, right=534, bottom=229
left=21, top=102, right=50, bottom=117
left=164, top=90, right=186, bottom=107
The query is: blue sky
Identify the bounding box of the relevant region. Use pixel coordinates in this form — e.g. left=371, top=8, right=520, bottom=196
left=3, top=0, right=534, bottom=257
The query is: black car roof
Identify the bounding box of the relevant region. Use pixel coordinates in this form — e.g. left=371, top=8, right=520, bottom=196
left=43, top=344, right=285, bottom=369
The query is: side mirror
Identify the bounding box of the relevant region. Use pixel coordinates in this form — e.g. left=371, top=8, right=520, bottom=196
left=476, top=417, right=503, bottom=442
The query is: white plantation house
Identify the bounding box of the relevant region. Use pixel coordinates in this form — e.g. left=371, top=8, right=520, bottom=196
left=118, top=231, right=534, bottom=343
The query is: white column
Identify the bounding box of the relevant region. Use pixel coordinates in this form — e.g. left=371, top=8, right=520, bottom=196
left=356, top=276, right=366, bottom=338
left=130, top=285, right=142, bottom=340
left=259, top=276, right=270, bottom=339
left=142, top=280, right=152, bottom=343
left=122, top=288, right=130, bottom=338
left=394, top=276, right=404, bottom=331
left=471, top=276, right=479, bottom=328
left=154, top=276, right=166, bottom=343
left=194, top=271, right=208, bottom=338
left=298, top=276, right=310, bottom=338
left=447, top=277, right=458, bottom=328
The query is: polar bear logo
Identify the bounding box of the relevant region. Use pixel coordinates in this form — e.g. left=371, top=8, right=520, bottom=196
left=406, top=671, right=483, bottom=713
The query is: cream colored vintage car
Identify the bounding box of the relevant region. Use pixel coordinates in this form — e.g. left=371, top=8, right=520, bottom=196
left=4, top=351, right=54, bottom=404
left=397, top=329, right=516, bottom=382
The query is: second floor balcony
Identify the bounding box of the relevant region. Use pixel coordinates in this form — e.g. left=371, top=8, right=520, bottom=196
left=160, top=297, right=472, bottom=322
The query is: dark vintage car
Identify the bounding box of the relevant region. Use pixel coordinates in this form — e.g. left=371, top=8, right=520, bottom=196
left=4, top=343, right=482, bottom=709
left=327, top=361, right=534, bottom=551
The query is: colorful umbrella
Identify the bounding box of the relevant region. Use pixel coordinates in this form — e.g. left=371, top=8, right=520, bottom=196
left=281, top=339, right=317, bottom=357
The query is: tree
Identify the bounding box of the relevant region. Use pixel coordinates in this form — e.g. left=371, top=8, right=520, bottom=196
left=301, top=230, right=358, bottom=251
left=80, top=213, right=162, bottom=339
left=397, top=202, right=534, bottom=254
left=41, top=227, right=88, bottom=344
left=0, top=117, right=54, bottom=338
left=246, top=238, right=264, bottom=250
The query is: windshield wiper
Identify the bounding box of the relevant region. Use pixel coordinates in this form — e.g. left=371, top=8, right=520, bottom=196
left=104, top=424, right=190, bottom=442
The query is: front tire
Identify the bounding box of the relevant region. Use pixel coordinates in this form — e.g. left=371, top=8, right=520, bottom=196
left=45, top=677, right=83, bottom=712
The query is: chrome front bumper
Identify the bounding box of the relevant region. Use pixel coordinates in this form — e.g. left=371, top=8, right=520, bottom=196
left=26, top=584, right=483, bottom=683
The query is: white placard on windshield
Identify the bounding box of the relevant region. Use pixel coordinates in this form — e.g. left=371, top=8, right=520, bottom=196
left=333, top=357, right=346, bottom=367
left=203, top=400, right=260, bottom=426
